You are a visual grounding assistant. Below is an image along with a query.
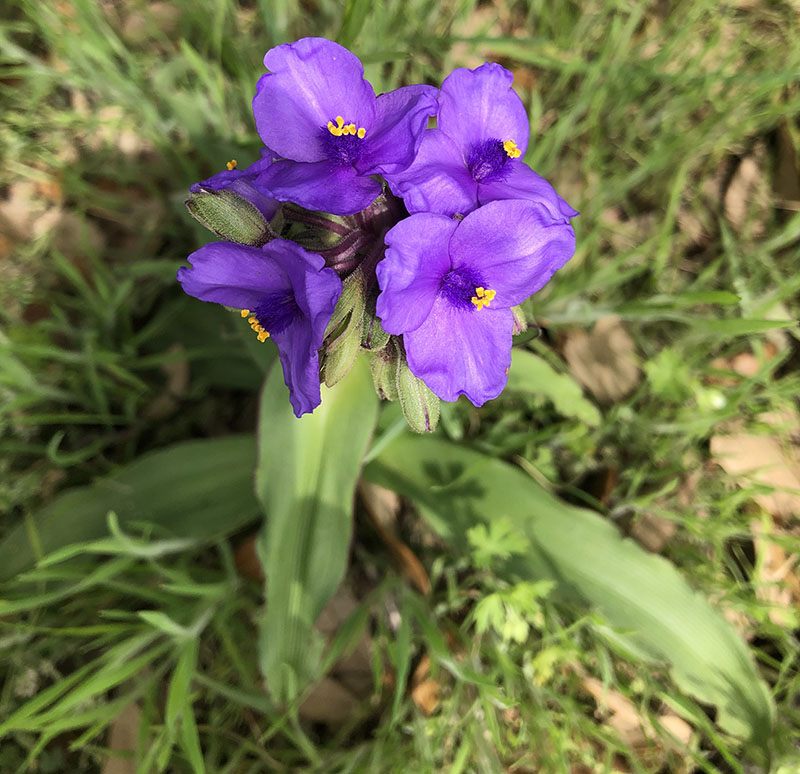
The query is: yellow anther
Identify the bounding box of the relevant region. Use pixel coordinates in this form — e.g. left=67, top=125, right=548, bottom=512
left=327, top=115, right=345, bottom=136
left=227, top=159, right=238, bottom=170
left=471, top=286, right=496, bottom=311
left=503, top=140, right=521, bottom=159
left=240, top=308, right=270, bottom=342
left=326, top=114, right=366, bottom=139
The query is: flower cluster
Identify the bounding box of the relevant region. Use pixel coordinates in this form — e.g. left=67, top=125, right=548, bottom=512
left=178, top=37, right=577, bottom=427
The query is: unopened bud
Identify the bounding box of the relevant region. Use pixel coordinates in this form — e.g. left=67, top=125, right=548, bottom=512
left=368, top=339, right=400, bottom=401
left=321, top=270, right=366, bottom=387
left=396, top=348, right=439, bottom=433
left=186, top=188, right=275, bottom=246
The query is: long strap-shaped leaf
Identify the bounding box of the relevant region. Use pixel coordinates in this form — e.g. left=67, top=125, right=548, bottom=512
left=364, top=435, right=774, bottom=755
left=0, top=436, right=260, bottom=582
left=255, top=357, right=378, bottom=700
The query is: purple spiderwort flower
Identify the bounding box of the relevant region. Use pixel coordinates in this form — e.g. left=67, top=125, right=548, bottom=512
left=384, top=63, right=577, bottom=221
left=252, top=37, right=439, bottom=216
left=376, top=199, right=575, bottom=406
left=191, top=151, right=279, bottom=222
left=177, top=239, right=342, bottom=416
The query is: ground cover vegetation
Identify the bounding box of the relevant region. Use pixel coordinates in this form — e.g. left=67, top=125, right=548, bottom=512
left=1, top=0, right=799, bottom=772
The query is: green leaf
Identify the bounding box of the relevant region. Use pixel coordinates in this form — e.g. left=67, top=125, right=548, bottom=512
left=364, top=435, right=774, bottom=751
left=0, top=436, right=260, bottom=581
left=166, top=639, right=199, bottom=731
left=695, top=318, right=796, bottom=336
left=255, top=356, right=379, bottom=699
left=506, top=349, right=601, bottom=426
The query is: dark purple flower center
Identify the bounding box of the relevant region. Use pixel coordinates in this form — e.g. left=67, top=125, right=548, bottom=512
left=439, top=266, right=487, bottom=311
left=466, top=138, right=513, bottom=184
left=320, top=128, right=366, bottom=167
left=254, top=291, right=302, bottom=334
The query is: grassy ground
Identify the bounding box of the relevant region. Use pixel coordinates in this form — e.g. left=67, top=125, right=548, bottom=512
left=1, top=0, right=799, bottom=771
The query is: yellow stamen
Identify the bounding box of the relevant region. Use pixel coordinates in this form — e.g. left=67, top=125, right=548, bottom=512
left=326, top=114, right=367, bottom=139
left=471, top=286, right=496, bottom=311
left=327, top=115, right=344, bottom=136
left=503, top=140, right=521, bottom=159
left=240, top=309, right=270, bottom=342
left=227, top=159, right=238, bottom=170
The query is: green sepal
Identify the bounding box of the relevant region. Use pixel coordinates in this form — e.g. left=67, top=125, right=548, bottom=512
left=361, top=306, right=390, bottom=351
left=186, top=188, right=274, bottom=246
left=510, top=305, right=528, bottom=335
left=368, top=338, right=400, bottom=401
left=395, top=347, right=439, bottom=433
left=321, top=312, right=363, bottom=387
left=321, top=271, right=366, bottom=387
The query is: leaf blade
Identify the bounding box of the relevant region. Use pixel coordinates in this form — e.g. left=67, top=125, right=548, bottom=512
left=0, top=436, right=261, bottom=581
left=255, top=357, right=379, bottom=698
left=364, top=435, right=774, bottom=751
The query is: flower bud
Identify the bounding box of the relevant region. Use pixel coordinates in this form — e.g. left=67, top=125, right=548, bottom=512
left=321, top=270, right=366, bottom=387
left=396, top=348, right=439, bottom=433
left=186, top=187, right=275, bottom=247
left=368, top=339, right=400, bottom=401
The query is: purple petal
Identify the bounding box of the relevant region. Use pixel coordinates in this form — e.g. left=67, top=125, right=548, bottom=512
left=478, top=160, right=578, bottom=221
left=449, top=199, right=576, bottom=307
left=273, top=244, right=343, bottom=344
left=384, top=130, right=478, bottom=216
left=250, top=239, right=342, bottom=417
left=272, top=323, right=322, bottom=417
left=177, top=241, right=290, bottom=310
left=251, top=240, right=341, bottom=417
left=177, top=239, right=340, bottom=417
left=191, top=154, right=279, bottom=220
left=438, top=63, right=530, bottom=159
left=256, top=158, right=382, bottom=216
left=356, top=85, right=439, bottom=176
left=253, top=38, right=376, bottom=163
left=377, top=213, right=457, bottom=334
left=404, top=298, right=514, bottom=405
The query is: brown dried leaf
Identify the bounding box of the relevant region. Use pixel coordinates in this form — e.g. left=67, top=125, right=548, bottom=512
left=750, top=519, right=800, bottom=628
left=723, top=144, right=770, bottom=238
left=564, top=317, right=640, bottom=404
left=0, top=181, right=49, bottom=241
left=122, top=2, right=181, bottom=43
left=710, top=412, right=800, bottom=521
left=359, top=480, right=431, bottom=595
left=411, top=679, right=440, bottom=716
left=444, top=4, right=505, bottom=71
left=102, top=702, right=141, bottom=774
left=410, top=653, right=440, bottom=715
left=298, top=586, right=374, bottom=729
left=233, top=534, right=263, bottom=582
left=629, top=513, right=677, bottom=553
left=581, top=676, right=693, bottom=759
left=773, top=119, right=800, bottom=207
left=299, top=676, right=361, bottom=728
left=32, top=208, right=105, bottom=267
